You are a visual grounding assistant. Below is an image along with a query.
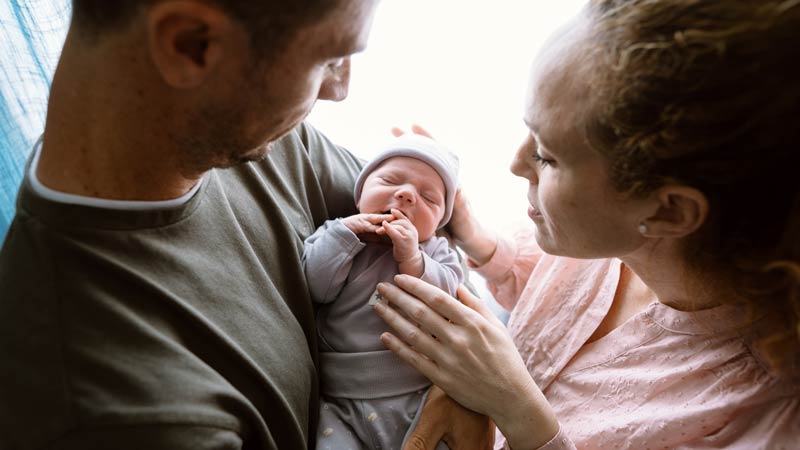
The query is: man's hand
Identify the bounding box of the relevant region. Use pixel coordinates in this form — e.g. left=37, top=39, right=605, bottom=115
left=404, top=385, right=495, bottom=450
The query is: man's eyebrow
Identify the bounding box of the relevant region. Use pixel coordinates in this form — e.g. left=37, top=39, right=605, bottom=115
left=329, top=33, right=367, bottom=56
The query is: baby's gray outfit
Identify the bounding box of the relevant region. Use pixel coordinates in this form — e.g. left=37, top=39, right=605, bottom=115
left=303, top=219, right=463, bottom=450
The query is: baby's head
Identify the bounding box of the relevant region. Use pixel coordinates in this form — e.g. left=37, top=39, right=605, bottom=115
left=354, top=135, right=459, bottom=241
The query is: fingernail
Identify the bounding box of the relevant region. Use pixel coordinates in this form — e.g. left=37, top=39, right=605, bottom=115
left=374, top=302, right=385, bottom=312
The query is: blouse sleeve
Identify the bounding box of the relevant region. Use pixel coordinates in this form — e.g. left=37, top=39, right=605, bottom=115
left=468, top=225, right=543, bottom=311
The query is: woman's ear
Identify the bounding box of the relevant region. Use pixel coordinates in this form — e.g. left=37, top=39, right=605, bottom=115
left=640, top=185, right=708, bottom=238
left=146, top=1, right=238, bottom=88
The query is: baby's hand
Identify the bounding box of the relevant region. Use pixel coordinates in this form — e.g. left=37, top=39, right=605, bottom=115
left=341, top=213, right=394, bottom=235
left=377, top=209, right=421, bottom=265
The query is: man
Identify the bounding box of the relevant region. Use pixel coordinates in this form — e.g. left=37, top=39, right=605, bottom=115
left=0, top=0, right=369, bottom=448
left=0, top=1, right=493, bottom=449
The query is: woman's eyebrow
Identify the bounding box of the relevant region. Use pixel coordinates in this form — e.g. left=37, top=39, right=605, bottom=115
left=525, top=118, right=556, bottom=152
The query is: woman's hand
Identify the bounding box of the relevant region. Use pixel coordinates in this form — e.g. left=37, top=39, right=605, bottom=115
left=446, top=189, right=497, bottom=265
left=391, top=124, right=435, bottom=139
left=375, top=275, right=560, bottom=449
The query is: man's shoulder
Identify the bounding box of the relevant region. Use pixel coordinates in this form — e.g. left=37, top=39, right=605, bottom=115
left=264, top=122, right=358, bottom=161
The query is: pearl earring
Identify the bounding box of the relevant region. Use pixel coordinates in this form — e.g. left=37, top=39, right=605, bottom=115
left=638, top=223, right=648, bottom=234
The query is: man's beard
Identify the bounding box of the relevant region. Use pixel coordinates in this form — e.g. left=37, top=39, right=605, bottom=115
left=172, top=98, right=269, bottom=176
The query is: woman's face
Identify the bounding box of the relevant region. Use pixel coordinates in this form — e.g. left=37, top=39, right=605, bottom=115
left=510, top=22, right=651, bottom=259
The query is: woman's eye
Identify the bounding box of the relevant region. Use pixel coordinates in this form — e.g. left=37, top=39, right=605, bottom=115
left=532, top=152, right=554, bottom=167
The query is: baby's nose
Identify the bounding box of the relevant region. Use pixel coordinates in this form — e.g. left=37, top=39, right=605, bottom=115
left=395, top=187, right=416, bottom=204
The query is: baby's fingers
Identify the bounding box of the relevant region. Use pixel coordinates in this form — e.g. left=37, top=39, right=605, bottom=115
left=365, top=213, right=395, bottom=224
left=391, top=208, right=409, bottom=221
left=382, top=220, right=401, bottom=239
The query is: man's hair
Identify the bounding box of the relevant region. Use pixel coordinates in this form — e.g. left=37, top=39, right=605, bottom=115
left=71, top=0, right=339, bottom=57
left=582, top=0, right=800, bottom=370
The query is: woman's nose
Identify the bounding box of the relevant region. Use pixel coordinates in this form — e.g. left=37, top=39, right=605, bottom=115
left=510, top=134, right=539, bottom=184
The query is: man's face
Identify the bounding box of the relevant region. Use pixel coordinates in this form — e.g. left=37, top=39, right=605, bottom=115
left=180, top=0, right=379, bottom=171
left=358, top=156, right=446, bottom=242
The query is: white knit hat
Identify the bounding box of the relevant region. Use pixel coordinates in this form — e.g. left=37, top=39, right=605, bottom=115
left=354, top=134, right=460, bottom=229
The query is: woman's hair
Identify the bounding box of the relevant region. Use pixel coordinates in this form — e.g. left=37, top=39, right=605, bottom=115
left=583, top=0, right=800, bottom=370
left=71, top=0, right=339, bottom=58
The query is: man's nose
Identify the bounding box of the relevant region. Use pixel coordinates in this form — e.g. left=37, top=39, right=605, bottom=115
left=318, top=58, right=351, bottom=102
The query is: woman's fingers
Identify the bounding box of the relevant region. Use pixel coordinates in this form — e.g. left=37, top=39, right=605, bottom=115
left=374, top=295, right=445, bottom=382
left=410, top=124, right=435, bottom=138
left=376, top=282, right=453, bottom=342
left=390, top=125, right=436, bottom=139
left=392, top=275, right=480, bottom=326
left=457, top=285, right=501, bottom=325
left=379, top=330, right=441, bottom=382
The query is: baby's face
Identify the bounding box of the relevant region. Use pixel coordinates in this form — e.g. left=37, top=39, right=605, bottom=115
left=359, top=156, right=446, bottom=241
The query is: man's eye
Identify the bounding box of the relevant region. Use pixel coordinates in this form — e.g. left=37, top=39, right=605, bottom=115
left=327, top=58, right=345, bottom=71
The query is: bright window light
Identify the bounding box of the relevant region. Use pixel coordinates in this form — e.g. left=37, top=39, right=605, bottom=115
left=308, top=1, right=588, bottom=230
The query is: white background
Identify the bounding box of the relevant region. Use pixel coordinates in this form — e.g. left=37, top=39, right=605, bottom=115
left=308, top=0, right=587, bottom=231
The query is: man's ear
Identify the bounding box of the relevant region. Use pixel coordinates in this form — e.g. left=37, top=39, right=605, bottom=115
left=146, top=1, right=240, bottom=88
left=641, top=185, right=709, bottom=238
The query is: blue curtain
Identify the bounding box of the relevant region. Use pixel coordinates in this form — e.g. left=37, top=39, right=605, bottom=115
left=0, top=0, right=70, bottom=242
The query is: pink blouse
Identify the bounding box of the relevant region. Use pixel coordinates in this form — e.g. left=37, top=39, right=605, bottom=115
left=471, top=226, right=799, bottom=450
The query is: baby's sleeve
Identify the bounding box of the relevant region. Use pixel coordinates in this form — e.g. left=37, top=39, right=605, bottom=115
left=419, top=236, right=464, bottom=297
left=302, top=219, right=365, bottom=303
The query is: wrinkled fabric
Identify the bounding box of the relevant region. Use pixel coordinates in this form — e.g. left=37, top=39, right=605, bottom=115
left=472, top=225, right=800, bottom=450
left=306, top=219, right=463, bottom=353
left=0, top=123, right=364, bottom=450
left=304, top=218, right=462, bottom=449
left=0, top=0, right=70, bottom=242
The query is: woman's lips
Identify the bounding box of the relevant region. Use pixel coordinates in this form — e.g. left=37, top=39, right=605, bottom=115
left=528, top=205, right=543, bottom=220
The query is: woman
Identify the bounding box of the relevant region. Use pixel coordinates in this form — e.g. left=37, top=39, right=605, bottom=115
left=375, top=1, right=800, bottom=449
